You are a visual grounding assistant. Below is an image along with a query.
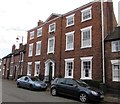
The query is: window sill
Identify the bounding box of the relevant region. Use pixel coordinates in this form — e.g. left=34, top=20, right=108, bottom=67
left=80, top=46, right=92, bottom=49
left=65, top=49, right=74, bottom=51
left=66, top=24, right=74, bottom=28
left=81, top=18, right=92, bottom=23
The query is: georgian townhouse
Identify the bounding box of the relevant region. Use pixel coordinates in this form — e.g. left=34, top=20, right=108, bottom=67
left=105, top=26, right=120, bottom=93
left=26, top=1, right=117, bottom=83
left=2, top=43, right=26, bottom=80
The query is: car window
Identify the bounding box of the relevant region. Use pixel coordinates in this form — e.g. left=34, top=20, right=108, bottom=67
left=66, top=79, right=77, bottom=86
left=57, top=78, right=66, bottom=84
left=30, top=77, right=40, bottom=81
left=76, top=80, right=88, bottom=87
left=24, top=77, right=29, bottom=80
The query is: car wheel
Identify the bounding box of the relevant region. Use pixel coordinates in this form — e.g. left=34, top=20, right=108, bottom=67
left=29, top=85, right=33, bottom=91
left=51, top=88, right=57, bottom=96
left=79, top=93, right=88, bottom=103
left=17, top=82, right=20, bottom=88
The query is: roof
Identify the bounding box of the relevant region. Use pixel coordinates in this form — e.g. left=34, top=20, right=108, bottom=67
left=105, top=26, right=120, bottom=41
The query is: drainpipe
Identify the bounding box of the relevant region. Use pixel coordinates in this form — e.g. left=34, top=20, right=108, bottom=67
left=101, top=0, right=105, bottom=84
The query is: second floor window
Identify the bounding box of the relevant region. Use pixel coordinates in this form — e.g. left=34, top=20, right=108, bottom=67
left=112, top=40, right=120, bottom=52
left=28, top=43, right=33, bottom=57
left=47, top=37, right=55, bottom=54
left=30, top=31, right=34, bottom=40
left=66, top=14, right=75, bottom=27
left=36, top=41, right=41, bottom=55
left=81, top=6, right=92, bottom=22
left=20, top=52, right=24, bottom=62
left=37, top=28, right=42, bottom=37
left=49, top=23, right=56, bottom=33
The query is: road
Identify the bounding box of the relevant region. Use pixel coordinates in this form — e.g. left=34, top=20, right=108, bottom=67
left=2, top=79, right=110, bottom=104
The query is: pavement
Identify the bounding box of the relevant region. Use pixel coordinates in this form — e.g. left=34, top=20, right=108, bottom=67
left=104, top=93, right=120, bottom=104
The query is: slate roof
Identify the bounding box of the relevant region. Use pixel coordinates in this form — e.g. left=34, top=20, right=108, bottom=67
left=105, top=26, right=120, bottom=41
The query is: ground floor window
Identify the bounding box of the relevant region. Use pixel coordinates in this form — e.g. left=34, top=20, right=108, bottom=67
left=111, top=60, right=120, bottom=82
left=65, top=58, right=74, bottom=78
left=34, top=61, right=40, bottom=76
left=80, top=56, right=93, bottom=79
left=27, top=62, right=32, bottom=76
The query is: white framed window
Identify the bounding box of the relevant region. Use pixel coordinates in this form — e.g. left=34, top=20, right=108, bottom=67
left=111, top=40, right=120, bottom=52
left=65, top=58, right=74, bottom=78
left=2, top=66, right=5, bottom=75
left=81, top=26, right=92, bottom=48
left=47, top=37, right=55, bottom=54
left=111, top=60, right=120, bottom=82
left=49, top=23, right=56, bottom=33
left=30, top=31, right=34, bottom=40
left=36, top=41, right=41, bottom=56
left=28, top=43, right=33, bottom=57
left=27, top=62, right=32, bottom=76
left=66, top=14, right=75, bottom=27
left=34, top=61, right=40, bottom=76
left=3, top=59, right=6, bottom=64
left=11, top=55, right=14, bottom=63
left=20, top=52, right=24, bottom=62
left=66, top=31, right=74, bottom=51
left=81, top=6, right=92, bottom=22
left=37, top=27, right=42, bottom=37
left=80, top=56, right=93, bottom=79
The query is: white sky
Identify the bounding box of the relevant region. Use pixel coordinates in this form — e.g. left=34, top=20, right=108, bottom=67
left=0, top=0, right=119, bottom=59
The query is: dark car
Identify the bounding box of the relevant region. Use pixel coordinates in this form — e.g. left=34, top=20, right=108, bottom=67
left=51, top=78, right=104, bottom=103
left=17, top=76, right=47, bottom=90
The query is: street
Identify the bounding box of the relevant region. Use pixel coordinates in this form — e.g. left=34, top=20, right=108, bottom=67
left=2, top=79, right=111, bottom=104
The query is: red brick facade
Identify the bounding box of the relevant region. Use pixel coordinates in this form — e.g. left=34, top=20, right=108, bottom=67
left=25, top=1, right=117, bottom=82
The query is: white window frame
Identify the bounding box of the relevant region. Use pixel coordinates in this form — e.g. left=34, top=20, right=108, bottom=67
left=80, top=26, right=92, bottom=49
left=30, top=31, right=34, bottom=40
left=111, top=40, right=120, bottom=52
left=49, top=22, right=56, bottom=33
left=27, top=62, right=32, bottom=76
left=111, top=60, right=120, bottom=82
left=66, top=14, right=75, bottom=27
left=81, top=6, right=92, bottom=22
left=64, top=58, right=74, bottom=78
left=11, top=55, right=14, bottom=63
left=28, top=43, right=33, bottom=57
left=20, top=52, right=24, bottom=62
left=34, top=61, right=40, bottom=76
left=36, top=41, right=41, bottom=56
left=37, top=27, right=42, bottom=37
left=47, top=37, right=55, bottom=54
left=65, top=31, right=74, bottom=51
left=80, top=56, right=93, bottom=80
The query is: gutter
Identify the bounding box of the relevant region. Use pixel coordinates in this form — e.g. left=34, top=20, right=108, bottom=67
left=101, top=0, right=105, bottom=83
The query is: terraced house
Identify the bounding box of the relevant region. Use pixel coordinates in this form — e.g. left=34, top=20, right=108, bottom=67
left=26, top=0, right=117, bottom=84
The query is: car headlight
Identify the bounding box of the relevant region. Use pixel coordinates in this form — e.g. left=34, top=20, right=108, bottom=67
left=35, top=83, right=40, bottom=86
left=91, top=91, right=98, bottom=96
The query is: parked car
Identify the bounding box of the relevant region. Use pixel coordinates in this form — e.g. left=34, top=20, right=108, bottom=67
left=51, top=78, right=104, bottom=103
left=16, top=76, right=47, bottom=91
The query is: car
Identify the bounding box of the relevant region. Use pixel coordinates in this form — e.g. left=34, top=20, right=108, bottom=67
left=51, top=78, right=104, bottom=103
left=16, top=76, right=48, bottom=91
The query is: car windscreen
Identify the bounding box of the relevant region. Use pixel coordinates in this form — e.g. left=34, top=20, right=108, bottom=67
left=30, top=77, right=40, bottom=81
left=76, top=80, right=89, bottom=87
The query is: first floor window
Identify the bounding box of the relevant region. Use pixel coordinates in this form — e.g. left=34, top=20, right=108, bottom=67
left=28, top=43, right=33, bottom=57
left=34, top=61, right=40, bottom=76
left=111, top=60, right=120, bottom=82
left=27, top=62, right=32, bottom=76
left=36, top=41, right=41, bottom=55
left=47, top=37, right=55, bottom=54
left=80, top=56, right=93, bottom=79
left=65, top=58, right=74, bottom=78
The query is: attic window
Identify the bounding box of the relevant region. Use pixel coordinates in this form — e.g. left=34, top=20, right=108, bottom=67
left=49, top=23, right=56, bottom=33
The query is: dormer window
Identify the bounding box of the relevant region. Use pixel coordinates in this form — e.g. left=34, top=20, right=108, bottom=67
left=66, top=14, right=75, bottom=27
left=30, top=31, right=34, bottom=40
left=49, top=23, right=56, bottom=33
left=81, top=6, right=92, bottom=22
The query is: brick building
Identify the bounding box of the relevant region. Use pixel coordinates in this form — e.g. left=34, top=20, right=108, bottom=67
left=2, top=43, right=26, bottom=80
left=105, top=26, right=120, bottom=92
left=26, top=0, right=117, bottom=83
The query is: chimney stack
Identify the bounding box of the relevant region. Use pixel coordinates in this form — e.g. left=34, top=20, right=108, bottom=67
left=19, top=43, right=23, bottom=49
left=38, top=20, right=43, bottom=26
left=12, top=44, right=16, bottom=52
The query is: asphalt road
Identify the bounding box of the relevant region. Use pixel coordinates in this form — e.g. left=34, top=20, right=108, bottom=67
left=2, top=79, right=111, bottom=104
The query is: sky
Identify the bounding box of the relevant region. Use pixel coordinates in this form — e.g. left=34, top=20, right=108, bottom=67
left=0, top=0, right=119, bottom=59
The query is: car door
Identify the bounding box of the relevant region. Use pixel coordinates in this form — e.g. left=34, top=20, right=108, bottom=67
left=65, top=79, right=79, bottom=97
left=22, top=77, right=30, bottom=88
